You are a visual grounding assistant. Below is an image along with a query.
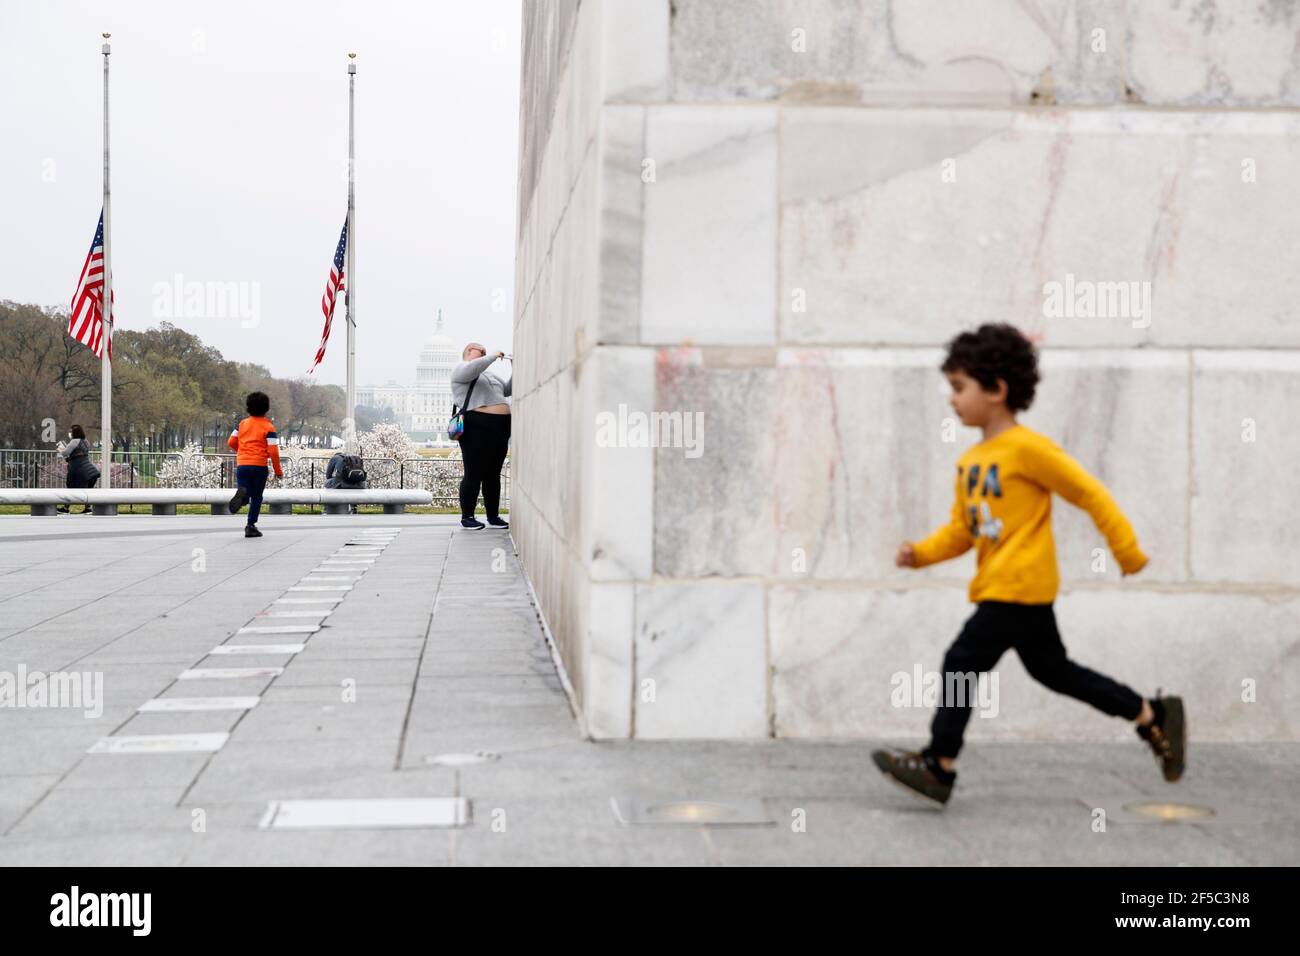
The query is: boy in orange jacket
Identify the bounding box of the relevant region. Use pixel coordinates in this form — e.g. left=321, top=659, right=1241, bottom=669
left=227, top=391, right=283, bottom=538
left=874, top=324, right=1185, bottom=805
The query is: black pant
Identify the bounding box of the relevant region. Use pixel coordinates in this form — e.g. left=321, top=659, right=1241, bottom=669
left=458, top=411, right=510, bottom=519
left=929, top=601, right=1144, bottom=759
left=235, top=464, right=268, bottom=525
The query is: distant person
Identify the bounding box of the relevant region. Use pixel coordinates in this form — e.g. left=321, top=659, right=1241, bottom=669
left=875, top=323, right=1183, bottom=805
left=226, top=391, right=283, bottom=538
left=55, top=424, right=99, bottom=514
left=326, top=450, right=367, bottom=514
left=451, top=342, right=511, bottom=530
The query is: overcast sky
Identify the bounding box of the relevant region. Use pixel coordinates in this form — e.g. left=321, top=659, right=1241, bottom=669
left=0, top=0, right=521, bottom=388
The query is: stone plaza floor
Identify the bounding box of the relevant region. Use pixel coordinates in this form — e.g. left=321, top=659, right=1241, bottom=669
left=0, top=513, right=1295, bottom=866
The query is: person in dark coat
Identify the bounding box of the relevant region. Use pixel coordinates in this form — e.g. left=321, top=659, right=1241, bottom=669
left=325, top=451, right=367, bottom=514
left=56, top=424, right=100, bottom=514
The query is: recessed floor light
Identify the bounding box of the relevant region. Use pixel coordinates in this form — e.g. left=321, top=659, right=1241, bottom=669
left=611, top=796, right=774, bottom=827
left=1123, top=801, right=1216, bottom=822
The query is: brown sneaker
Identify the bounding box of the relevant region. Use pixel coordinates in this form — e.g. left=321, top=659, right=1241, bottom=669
left=871, top=748, right=955, bottom=805
left=1137, top=693, right=1186, bottom=782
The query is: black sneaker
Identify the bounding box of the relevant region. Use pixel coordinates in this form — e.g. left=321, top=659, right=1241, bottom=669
left=244, top=525, right=262, bottom=538
left=229, top=487, right=248, bottom=514
left=1137, top=692, right=1185, bottom=782
left=486, top=517, right=509, bottom=528
left=460, top=517, right=485, bottom=530
left=871, top=748, right=956, bottom=805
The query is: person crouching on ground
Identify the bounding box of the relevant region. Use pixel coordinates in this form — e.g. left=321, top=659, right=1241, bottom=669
left=874, top=322, right=1185, bottom=806
left=326, top=449, right=367, bottom=514
left=227, top=391, right=283, bottom=538
left=452, top=342, right=511, bottom=530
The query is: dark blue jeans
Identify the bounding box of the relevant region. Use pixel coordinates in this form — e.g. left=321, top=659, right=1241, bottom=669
left=235, top=465, right=269, bottom=525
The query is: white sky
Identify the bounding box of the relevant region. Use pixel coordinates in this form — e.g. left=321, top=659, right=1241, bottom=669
left=0, top=0, right=522, bottom=388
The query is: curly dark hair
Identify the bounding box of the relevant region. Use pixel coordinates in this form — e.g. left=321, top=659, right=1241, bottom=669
left=940, top=323, right=1040, bottom=412
left=245, top=391, right=271, bottom=417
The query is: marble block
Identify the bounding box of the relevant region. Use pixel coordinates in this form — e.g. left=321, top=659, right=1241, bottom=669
left=634, top=581, right=768, bottom=738
left=1191, top=350, right=1300, bottom=585
left=780, top=108, right=1300, bottom=349
left=642, top=107, right=778, bottom=345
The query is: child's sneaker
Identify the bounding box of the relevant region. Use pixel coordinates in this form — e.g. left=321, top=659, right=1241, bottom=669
left=1136, top=693, right=1185, bottom=782
left=871, top=748, right=956, bottom=805
left=229, top=487, right=248, bottom=514
left=244, top=525, right=262, bottom=538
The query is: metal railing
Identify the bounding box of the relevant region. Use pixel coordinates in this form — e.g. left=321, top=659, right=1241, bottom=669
left=0, top=449, right=510, bottom=509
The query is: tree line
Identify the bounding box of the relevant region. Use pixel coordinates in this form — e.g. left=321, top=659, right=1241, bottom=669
left=0, top=301, right=392, bottom=451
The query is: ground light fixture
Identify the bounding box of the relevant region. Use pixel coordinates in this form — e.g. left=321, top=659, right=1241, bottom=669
left=611, top=796, right=774, bottom=827
left=1122, top=801, right=1216, bottom=822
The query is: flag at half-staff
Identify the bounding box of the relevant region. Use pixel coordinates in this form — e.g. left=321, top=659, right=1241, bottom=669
left=308, top=217, right=348, bottom=373
left=69, top=209, right=114, bottom=359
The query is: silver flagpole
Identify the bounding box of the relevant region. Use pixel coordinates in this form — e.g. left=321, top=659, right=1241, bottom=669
left=100, top=33, right=113, bottom=489
left=345, top=52, right=357, bottom=453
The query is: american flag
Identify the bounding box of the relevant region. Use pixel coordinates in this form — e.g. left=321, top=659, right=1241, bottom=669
left=309, top=217, right=348, bottom=373
left=69, top=210, right=114, bottom=360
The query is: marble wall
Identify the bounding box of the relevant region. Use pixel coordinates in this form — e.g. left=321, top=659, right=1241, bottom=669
left=514, top=0, right=1300, bottom=742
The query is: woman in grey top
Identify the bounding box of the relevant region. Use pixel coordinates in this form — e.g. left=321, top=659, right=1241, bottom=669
left=56, top=424, right=99, bottom=514
left=452, top=342, right=511, bottom=530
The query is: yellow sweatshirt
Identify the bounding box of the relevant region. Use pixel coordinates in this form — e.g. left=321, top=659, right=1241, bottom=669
left=911, top=424, right=1147, bottom=604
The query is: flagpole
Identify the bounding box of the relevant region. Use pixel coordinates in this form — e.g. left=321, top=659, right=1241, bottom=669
left=345, top=52, right=357, bottom=453
left=100, top=33, right=113, bottom=488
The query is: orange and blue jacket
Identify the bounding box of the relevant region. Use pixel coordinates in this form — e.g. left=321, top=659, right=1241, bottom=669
left=227, top=416, right=283, bottom=476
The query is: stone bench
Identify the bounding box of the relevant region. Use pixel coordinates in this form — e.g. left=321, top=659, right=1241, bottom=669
left=0, top=488, right=432, bottom=516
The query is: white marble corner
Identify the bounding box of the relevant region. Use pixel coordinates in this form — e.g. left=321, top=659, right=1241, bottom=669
left=587, top=346, right=654, bottom=581
left=583, top=581, right=636, bottom=738
left=641, top=106, right=778, bottom=345
left=598, top=105, right=646, bottom=345
left=634, top=581, right=768, bottom=738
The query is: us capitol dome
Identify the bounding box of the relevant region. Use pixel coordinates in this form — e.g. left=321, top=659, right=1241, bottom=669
left=357, top=309, right=458, bottom=445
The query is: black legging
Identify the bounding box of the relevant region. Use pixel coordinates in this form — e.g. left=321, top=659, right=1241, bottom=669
left=458, top=410, right=510, bottom=519
left=929, top=601, right=1144, bottom=759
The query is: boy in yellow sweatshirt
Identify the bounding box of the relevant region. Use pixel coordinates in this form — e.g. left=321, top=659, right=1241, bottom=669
left=873, top=324, right=1185, bottom=805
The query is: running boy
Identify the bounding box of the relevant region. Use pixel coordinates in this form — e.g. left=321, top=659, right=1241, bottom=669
left=227, top=391, right=283, bottom=538
left=874, top=323, right=1185, bottom=805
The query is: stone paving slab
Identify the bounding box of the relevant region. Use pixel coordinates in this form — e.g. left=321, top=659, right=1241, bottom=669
left=0, top=513, right=1297, bottom=866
